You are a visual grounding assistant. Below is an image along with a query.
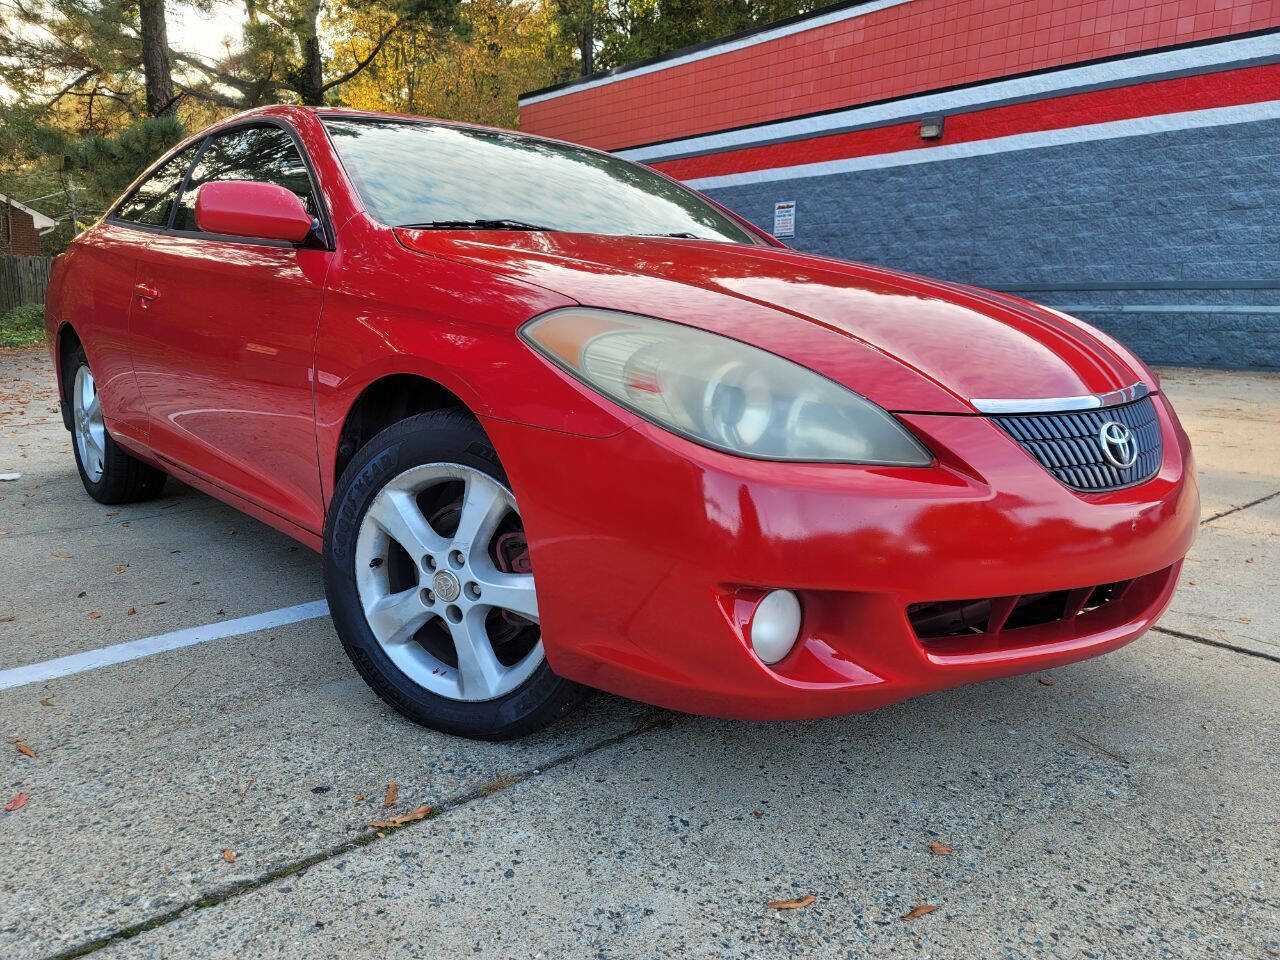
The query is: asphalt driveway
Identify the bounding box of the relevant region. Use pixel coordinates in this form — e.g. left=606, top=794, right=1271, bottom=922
left=1, top=348, right=1276, bottom=959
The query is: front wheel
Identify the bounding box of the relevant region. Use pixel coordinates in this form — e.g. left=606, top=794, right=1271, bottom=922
left=323, top=409, right=587, bottom=740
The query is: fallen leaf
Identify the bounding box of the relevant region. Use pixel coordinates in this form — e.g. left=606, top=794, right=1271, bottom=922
left=114, top=565, right=128, bottom=575
left=351, top=794, right=365, bottom=803
left=375, top=831, right=386, bottom=838
left=766, top=895, right=816, bottom=910
left=50, top=550, right=70, bottom=558
left=1245, top=557, right=1254, bottom=564
left=127, top=608, right=137, bottom=616
left=382, top=779, right=398, bottom=808
left=902, top=904, right=938, bottom=921
left=752, top=810, right=763, bottom=818
left=39, top=698, right=54, bottom=707
left=1038, top=677, right=1055, bottom=687
left=4, top=792, right=28, bottom=812
left=369, top=804, right=435, bottom=828
left=15, top=742, right=36, bottom=758
left=0, top=615, right=12, bottom=623
left=106, top=511, right=119, bottom=517
left=221, top=849, right=236, bottom=863
left=88, top=611, right=101, bottom=620
left=1239, top=616, right=1251, bottom=623
left=929, top=842, right=953, bottom=856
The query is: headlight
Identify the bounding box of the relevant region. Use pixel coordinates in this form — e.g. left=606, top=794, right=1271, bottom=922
left=520, top=308, right=932, bottom=465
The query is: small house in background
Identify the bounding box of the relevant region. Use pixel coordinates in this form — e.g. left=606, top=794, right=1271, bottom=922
left=518, top=0, right=1280, bottom=369
left=0, top=194, right=57, bottom=256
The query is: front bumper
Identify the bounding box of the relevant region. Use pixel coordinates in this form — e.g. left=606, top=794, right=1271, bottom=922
left=481, top=392, right=1198, bottom=719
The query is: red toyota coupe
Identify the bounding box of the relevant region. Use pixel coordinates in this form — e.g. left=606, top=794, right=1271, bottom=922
left=45, top=105, right=1198, bottom=739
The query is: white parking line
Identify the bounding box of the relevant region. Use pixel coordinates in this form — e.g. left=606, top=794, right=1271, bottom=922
left=0, top=600, right=331, bottom=690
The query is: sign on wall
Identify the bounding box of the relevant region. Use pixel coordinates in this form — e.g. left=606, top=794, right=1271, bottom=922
left=772, top=201, right=796, bottom=238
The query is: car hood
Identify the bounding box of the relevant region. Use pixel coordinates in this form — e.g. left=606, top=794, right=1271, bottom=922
left=395, top=229, right=1152, bottom=414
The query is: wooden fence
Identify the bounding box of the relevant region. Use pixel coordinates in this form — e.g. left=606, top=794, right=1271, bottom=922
left=0, top=255, right=52, bottom=313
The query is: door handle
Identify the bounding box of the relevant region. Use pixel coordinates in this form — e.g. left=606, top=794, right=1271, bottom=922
left=134, top=282, right=160, bottom=301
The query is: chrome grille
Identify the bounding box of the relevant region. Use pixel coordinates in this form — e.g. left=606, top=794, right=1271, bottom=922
left=991, top=397, right=1162, bottom=491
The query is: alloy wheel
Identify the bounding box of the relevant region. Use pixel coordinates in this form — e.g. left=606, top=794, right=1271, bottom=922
left=73, top=365, right=106, bottom=483
left=353, top=463, right=542, bottom=702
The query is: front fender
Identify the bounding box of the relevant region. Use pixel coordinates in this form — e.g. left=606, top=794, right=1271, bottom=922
left=313, top=221, right=639, bottom=504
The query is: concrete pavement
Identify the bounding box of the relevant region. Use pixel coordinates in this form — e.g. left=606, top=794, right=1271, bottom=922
left=1, top=350, right=1276, bottom=959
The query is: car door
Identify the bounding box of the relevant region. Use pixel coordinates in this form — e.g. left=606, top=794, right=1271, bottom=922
left=66, top=142, right=202, bottom=446
left=129, top=122, right=334, bottom=533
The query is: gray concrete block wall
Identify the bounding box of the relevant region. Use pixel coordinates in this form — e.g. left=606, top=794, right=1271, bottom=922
left=705, top=118, right=1280, bottom=369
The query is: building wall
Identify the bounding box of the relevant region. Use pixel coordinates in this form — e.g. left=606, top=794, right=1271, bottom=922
left=705, top=115, right=1280, bottom=368
left=0, top=204, right=42, bottom=257
left=519, top=5, right=1280, bottom=369
left=520, top=0, right=1280, bottom=152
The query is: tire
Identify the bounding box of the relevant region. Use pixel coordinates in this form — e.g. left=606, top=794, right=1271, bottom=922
left=323, top=409, right=588, bottom=740
left=64, top=345, right=167, bottom=505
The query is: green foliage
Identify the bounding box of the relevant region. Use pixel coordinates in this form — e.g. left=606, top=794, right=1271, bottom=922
left=598, top=0, right=820, bottom=72
left=0, top=304, right=47, bottom=349
left=0, top=0, right=829, bottom=253
left=68, top=114, right=189, bottom=197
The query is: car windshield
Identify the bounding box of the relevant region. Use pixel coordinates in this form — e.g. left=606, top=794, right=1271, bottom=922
left=322, top=117, right=756, bottom=244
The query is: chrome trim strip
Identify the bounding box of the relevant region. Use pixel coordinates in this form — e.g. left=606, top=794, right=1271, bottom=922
left=971, top=382, right=1149, bottom=415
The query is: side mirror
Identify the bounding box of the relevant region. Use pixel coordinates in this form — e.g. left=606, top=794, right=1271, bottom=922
left=195, top=181, right=314, bottom=243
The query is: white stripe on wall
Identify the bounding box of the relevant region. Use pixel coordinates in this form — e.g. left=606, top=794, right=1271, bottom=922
left=1061, top=305, right=1280, bottom=314
left=0, top=600, right=331, bottom=690
left=683, top=99, right=1280, bottom=190
left=620, top=33, right=1280, bottom=163
left=518, top=0, right=918, bottom=106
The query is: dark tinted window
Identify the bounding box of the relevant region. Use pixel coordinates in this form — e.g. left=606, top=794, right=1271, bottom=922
left=174, top=125, right=316, bottom=233
left=323, top=118, right=754, bottom=244
left=114, top=143, right=200, bottom=227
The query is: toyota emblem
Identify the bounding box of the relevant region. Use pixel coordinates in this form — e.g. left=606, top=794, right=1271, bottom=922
left=1098, top=421, right=1138, bottom=469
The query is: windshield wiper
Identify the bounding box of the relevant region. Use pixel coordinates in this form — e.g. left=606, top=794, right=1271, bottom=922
left=637, top=232, right=707, bottom=239
left=396, top=219, right=557, bottom=231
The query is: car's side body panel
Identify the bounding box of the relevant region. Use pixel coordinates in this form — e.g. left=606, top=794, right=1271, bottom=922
left=45, top=224, right=155, bottom=444
left=311, top=216, right=638, bottom=503
left=130, top=231, right=332, bottom=532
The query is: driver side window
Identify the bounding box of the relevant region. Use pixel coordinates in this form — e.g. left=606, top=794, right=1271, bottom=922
left=173, top=125, right=316, bottom=234
left=114, top=143, right=201, bottom=227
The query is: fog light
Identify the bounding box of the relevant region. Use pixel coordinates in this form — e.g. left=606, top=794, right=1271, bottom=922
left=750, top=590, right=802, bottom=664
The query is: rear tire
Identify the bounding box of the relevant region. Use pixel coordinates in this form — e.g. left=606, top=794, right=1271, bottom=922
left=323, top=409, right=588, bottom=740
left=64, top=346, right=166, bottom=504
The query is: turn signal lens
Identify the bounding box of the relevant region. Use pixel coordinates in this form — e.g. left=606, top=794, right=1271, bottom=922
left=521, top=308, right=932, bottom=465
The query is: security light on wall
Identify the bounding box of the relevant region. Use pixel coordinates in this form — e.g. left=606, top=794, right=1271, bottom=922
left=919, top=117, right=945, bottom=140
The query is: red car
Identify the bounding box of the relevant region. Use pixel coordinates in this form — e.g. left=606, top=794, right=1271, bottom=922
left=45, top=105, right=1198, bottom=739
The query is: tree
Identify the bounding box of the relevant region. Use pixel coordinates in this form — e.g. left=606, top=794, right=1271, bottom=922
left=333, top=0, right=571, bottom=127
left=598, top=0, right=819, bottom=73
left=138, top=0, right=176, bottom=114
left=552, top=0, right=601, bottom=76
left=177, top=0, right=463, bottom=107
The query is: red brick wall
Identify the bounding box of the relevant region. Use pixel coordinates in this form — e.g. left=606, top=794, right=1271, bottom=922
left=519, top=0, right=1280, bottom=150
left=0, top=204, right=42, bottom=256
